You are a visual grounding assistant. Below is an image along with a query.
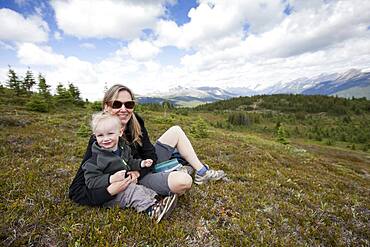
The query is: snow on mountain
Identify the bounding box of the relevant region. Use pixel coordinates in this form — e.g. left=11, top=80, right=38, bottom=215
left=196, top=86, right=238, bottom=99
left=138, top=68, right=370, bottom=106
left=147, top=86, right=208, bottom=98
left=138, top=85, right=239, bottom=106
left=311, top=72, right=339, bottom=82
left=261, top=68, right=369, bottom=98
left=302, top=69, right=370, bottom=96
left=334, top=68, right=362, bottom=81
left=146, top=86, right=237, bottom=100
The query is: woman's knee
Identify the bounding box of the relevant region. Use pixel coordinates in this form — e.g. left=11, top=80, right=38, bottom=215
left=169, top=125, right=184, bottom=135
left=158, top=125, right=184, bottom=146
left=168, top=171, right=192, bottom=192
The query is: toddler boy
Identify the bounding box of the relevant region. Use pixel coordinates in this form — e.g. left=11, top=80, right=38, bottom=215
left=82, top=112, right=177, bottom=223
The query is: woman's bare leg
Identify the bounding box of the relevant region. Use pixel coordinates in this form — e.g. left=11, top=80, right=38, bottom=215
left=157, top=125, right=204, bottom=171
left=168, top=171, right=192, bottom=195
left=158, top=125, right=226, bottom=185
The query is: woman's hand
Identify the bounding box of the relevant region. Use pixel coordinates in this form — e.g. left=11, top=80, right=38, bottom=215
left=106, top=176, right=133, bottom=196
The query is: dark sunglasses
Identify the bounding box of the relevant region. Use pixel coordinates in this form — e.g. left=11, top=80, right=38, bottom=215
left=109, top=100, right=135, bottom=109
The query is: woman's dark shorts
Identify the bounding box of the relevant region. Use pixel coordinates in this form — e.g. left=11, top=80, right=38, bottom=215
left=138, top=141, right=175, bottom=196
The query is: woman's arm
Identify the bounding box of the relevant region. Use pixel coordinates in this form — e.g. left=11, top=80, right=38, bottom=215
left=122, top=144, right=142, bottom=171
left=134, top=114, right=157, bottom=177
left=131, top=114, right=157, bottom=161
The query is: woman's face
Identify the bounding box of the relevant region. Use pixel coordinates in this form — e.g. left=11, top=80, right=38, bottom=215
left=106, top=90, right=134, bottom=128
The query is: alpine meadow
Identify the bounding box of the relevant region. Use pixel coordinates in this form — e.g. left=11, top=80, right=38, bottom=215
left=1, top=69, right=369, bottom=246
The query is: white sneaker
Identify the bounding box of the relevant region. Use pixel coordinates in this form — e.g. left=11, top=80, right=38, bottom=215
left=194, top=166, right=225, bottom=185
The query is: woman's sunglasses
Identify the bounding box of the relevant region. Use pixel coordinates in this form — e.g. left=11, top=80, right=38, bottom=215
left=109, top=100, right=136, bottom=109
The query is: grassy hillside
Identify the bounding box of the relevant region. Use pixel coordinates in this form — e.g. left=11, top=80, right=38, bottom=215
left=1, top=103, right=369, bottom=246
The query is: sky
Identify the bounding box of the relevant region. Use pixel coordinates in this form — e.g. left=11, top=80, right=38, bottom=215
left=0, top=0, right=370, bottom=101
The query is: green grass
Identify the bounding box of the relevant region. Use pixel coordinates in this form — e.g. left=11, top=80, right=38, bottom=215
left=1, top=106, right=369, bottom=246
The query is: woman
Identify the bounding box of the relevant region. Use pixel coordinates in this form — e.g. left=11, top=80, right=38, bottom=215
left=69, top=84, right=225, bottom=206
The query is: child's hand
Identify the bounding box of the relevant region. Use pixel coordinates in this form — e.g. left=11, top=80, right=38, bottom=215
left=141, top=159, right=153, bottom=167
left=110, top=170, right=126, bottom=183
left=108, top=175, right=135, bottom=195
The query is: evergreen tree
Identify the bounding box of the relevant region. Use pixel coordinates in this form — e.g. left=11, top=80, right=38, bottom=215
left=276, top=124, right=289, bottom=144
left=26, top=74, right=53, bottom=112
left=56, top=83, right=73, bottom=105
left=68, top=83, right=83, bottom=105
left=6, top=66, right=22, bottom=95
left=38, top=74, right=51, bottom=98
left=22, top=68, right=36, bottom=92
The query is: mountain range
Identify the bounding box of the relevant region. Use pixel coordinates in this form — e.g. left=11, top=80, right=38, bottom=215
left=137, top=68, right=370, bottom=106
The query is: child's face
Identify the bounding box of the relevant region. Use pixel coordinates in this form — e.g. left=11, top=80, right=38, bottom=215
left=94, top=119, right=122, bottom=151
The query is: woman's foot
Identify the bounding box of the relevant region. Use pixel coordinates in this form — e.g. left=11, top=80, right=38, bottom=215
left=194, top=165, right=225, bottom=185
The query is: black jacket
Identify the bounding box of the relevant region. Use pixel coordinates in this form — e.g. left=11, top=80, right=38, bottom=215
left=68, top=114, right=157, bottom=206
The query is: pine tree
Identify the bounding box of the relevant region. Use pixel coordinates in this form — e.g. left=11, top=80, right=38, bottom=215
left=56, top=83, right=69, bottom=97
left=6, top=66, right=22, bottom=95
left=26, top=74, right=53, bottom=112
left=38, top=74, right=51, bottom=98
left=22, top=68, right=36, bottom=92
left=68, top=83, right=84, bottom=106
left=276, top=124, right=289, bottom=144
left=56, top=83, right=73, bottom=105
left=68, top=83, right=82, bottom=100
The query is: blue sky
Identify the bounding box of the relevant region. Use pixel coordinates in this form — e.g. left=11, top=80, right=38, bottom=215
left=1, top=0, right=369, bottom=100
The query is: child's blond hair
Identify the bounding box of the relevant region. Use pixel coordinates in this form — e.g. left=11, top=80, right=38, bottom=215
left=91, top=111, right=121, bottom=133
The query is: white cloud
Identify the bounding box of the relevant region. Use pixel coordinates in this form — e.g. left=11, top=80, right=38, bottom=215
left=15, top=43, right=100, bottom=98
left=80, top=43, right=96, bottom=49
left=155, top=0, right=286, bottom=49
left=127, top=39, right=160, bottom=61
left=155, top=0, right=370, bottom=61
left=17, top=43, right=64, bottom=66
left=178, top=0, right=370, bottom=74
left=180, top=36, right=370, bottom=90
left=6, top=33, right=370, bottom=101
left=0, top=67, right=8, bottom=85
left=245, top=0, right=370, bottom=58
left=0, top=8, right=49, bottom=43
left=51, top=0, right=168, bottom=40
left=12, top=42, right=166, bottom=100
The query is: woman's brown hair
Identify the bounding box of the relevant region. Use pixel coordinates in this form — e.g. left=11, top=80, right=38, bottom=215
left=102, top=84, right=142, bottom=146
